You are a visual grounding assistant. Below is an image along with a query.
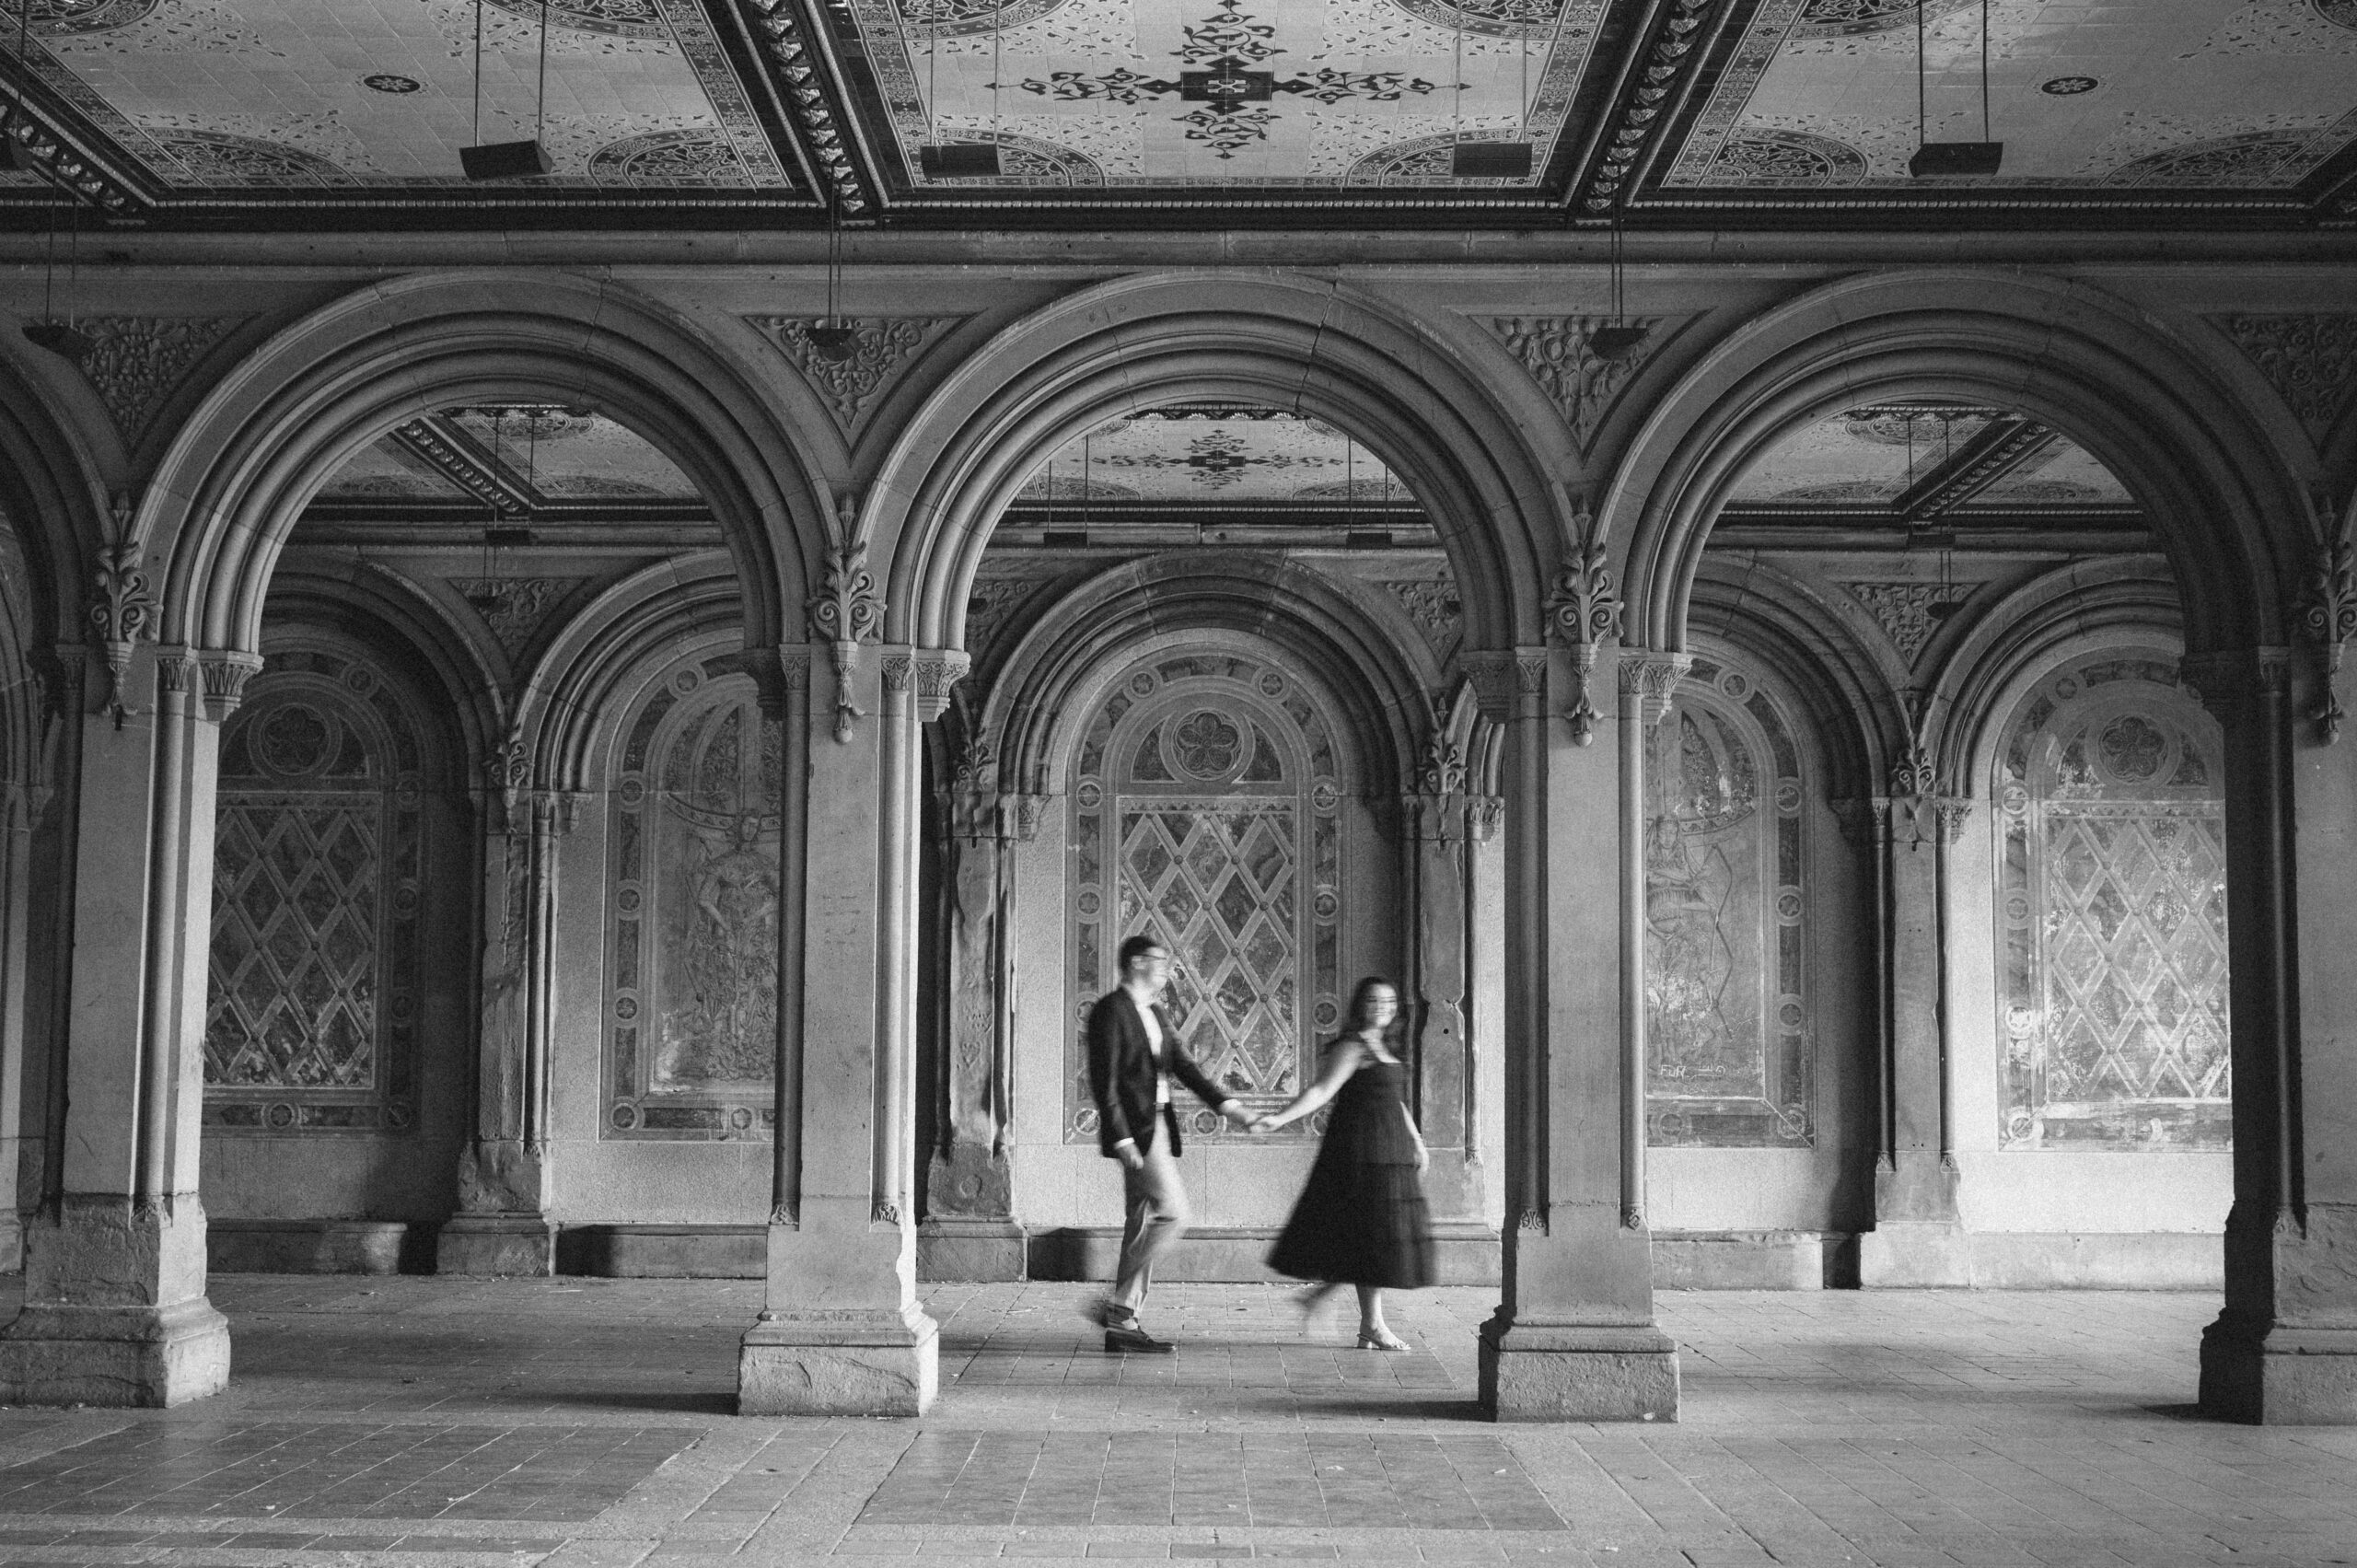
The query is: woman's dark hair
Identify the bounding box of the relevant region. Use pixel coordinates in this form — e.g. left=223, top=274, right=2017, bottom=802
left=1345, top=975, right=1400, bottom=1035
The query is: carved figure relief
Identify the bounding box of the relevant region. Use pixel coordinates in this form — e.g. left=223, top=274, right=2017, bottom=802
left=1643, top=657, right=1810, bottom=1146
left=1067, top=652, right=1343, bottom=1142
left=606, top=662, right=783, bottom=1140
left=205, top=651, right=425, bottom=1134
left=1995, top=656, right=2230, bottom=1150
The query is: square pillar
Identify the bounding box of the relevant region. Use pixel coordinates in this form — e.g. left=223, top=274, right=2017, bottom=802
left=2189, top=645, right=2357, bottom=1423
left=0, top=641, right=250, bottom=1407
left=737, top=632, right=954, bottom=1416
left=1471, top=642, right=1679, bottom=1422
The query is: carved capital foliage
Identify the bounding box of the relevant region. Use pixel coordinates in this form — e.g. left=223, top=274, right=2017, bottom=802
left=1934, top=797, right=1974, bottom=846
left=1469, top=795, right=1504, bottom=843
left=74, top=317, right=244, bottom=447
left=1616, top=650, right=1689, bottom=726
left=87, top=540, right=159, bottom=730
left=776, top=645, right=815, bottom=693
left=911, top=648, right=971, bottom=722
left=2208, top=312, right=2357, bottom=442
left=1407, top=707, right=1471, bottom=843
left=880, top=653, right=913, bottom=696
left=1544, top=516, right=1623, bottom=745
left=2179, top=647, right=2294, bottom=722
left=746, top=316, right=962, bottom=435
left=1457, top=651, right=1515, bottom=720
left=2297, top=525, right=2357, bottom=743
left=808, top=535, right=882, bottom=743
left=1888, top=742, right=1939, bottom=800
left=1840, top=580, right=1976, bottom=668
left=197, top=649, right=264, bottom=722
left=951, top=736, right=1001, bottom=840
left=1482, top=317, right=1670, bottom=449
left=154, top=646, right=195, bottom=697
left=1380, top=573, right=1462, bottom=663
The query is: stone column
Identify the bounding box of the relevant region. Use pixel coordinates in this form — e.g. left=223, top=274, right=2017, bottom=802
left=918, top=730, right=1026, bottom=1282
left=2189, top=643, right=2357, bottom=1422
left=439, top=741, right=571, bottom=1276
left=1853, top=754, right=1972, bottom=1286
left=0, top=776, right=48, bottom=1273
left=1472, top=636, right=1680, bottom=1422
left=736, top=556, right=962, bottom=1414
left=1402, top=714, right=1485, bottom=1246
left=0, top=621, right=256, bottom=1406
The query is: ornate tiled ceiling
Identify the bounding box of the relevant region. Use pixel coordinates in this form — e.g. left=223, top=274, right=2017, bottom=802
left=1724, top=403, right=2136, bottom=515
left=5, top=0, right=2348, bottom=226
left=310, top=406, right=705, bottom=520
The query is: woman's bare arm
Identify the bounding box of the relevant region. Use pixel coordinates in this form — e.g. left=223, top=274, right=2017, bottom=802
left=1254, top=1039, right=1363, bottom=1131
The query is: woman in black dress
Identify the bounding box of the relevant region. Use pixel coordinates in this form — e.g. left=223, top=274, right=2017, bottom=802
left=1255, top=976, right=1435, bottom=1351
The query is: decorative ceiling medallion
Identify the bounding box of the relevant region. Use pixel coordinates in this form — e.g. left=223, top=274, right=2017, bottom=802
left=363, top=75, right=424, bottom=95
left=843, top=0, right=1605, bottom=190
left=2207, top=313, right=2357, bottom=442
left=746, top=316, right=965, bottom=433
left=1839, top=580, right=1975, bottom=668
left=70, top=317, right=247, bottom=448
left=1481, top=315, right=1677, bottom=449
left=2039, top=76, right=2098, bottom=96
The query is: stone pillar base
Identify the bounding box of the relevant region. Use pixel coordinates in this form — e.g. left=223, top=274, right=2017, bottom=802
left=2200, top=1314, right=2357, bottom=1424
left=1478, top=1318, right=1679, bottom=1422
left=436, top=1214, right=556, bottom=1276
left=738, top=1303, right=939, bottom=1416
left=0, top=1299, right=230, bottom=1407
left=1857, top=1221, right=1972, bottom=1286
left=917, top=1219, right=1027, bottom=1283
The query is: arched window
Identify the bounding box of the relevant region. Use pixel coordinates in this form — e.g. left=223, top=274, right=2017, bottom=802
left=1067, top=651, right=1342, bottom=1144
left=604, top=661, right=782, bottom=1142
left=1994, top=656, right=2228, bottom=1149
left=1644, top=656, right=1811, bottom=1146
left=206, top=651, right=426, bottom=1134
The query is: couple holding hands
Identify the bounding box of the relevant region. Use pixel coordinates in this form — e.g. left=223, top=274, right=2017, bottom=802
left=1085, top=935, right=1436, bottom=1355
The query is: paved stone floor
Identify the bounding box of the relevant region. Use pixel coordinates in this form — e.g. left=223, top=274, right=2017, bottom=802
left=0, top=1278, right=2351, bottom=1568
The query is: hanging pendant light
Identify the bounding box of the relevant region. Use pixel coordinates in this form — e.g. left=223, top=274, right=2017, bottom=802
left=23, top=191, right=90, bottom=362
left=1908, top=0, right=2002, bottom=177
left=1588, top=200, right=1647, bottom=361
left=806, top=188, right=856, bottom=362
left=1451, top=1, right=1535, bottom=179
left=914, top=0, right=999, bottom=177
left=462, top=0, right=554, bottom=180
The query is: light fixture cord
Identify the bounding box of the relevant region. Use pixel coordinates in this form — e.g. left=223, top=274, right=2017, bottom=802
left=1980, top=0, right=1991, bottom=143
left=536, top=0, right=550, bottom=145
left=472, top=0, right=484, bottom=146
left=1915, top=0, right=1925, bottom=148
left=991, top=0, right=1003, bottom=148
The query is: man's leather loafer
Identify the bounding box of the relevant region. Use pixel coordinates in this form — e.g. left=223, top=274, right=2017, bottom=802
left=1104, top=1321, right=1175, bottom=1354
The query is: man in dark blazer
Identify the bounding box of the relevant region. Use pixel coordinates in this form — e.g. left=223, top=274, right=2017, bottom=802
left=1087, top=932, right=1255, bottom=1353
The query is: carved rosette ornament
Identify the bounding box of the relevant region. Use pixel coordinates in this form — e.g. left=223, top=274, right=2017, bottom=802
left=1543, top=515, right=1625, bottom=745
left=807, top=528, right=882, bottom=743
left=88, top=540, right=159, bottom=729
left=2296, top=522, right=2357, bottom=743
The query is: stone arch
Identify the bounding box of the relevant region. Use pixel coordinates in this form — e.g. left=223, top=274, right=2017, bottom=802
left=1688, top=558, right=1888, bottom=803
left=978, top=554, right=1434, bottom=803
left=0, top=354, right=106, bottom=760
left=867, top=273, right=1568, bottom=656
left=1604, top=271, right=2303, bottom=658
left=140, top=272, right=815, bottom=657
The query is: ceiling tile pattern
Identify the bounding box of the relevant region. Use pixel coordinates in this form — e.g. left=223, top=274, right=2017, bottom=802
left=1725, top=404, right=2133, bottom=509
left=6, top=0, right=2348, bottom=226
left=1016, top=410, right=1407, bottom=502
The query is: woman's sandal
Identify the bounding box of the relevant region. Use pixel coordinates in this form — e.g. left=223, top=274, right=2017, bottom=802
left=1356, top=1329, right=1411, bottom=1353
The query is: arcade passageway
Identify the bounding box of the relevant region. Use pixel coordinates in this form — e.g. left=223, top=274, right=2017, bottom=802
left=0, top=1279, right=2344, bottom=1566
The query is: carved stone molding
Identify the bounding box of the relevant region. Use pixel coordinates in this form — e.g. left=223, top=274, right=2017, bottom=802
left=1005, top=792, right=1049, bottom=842
left=951, top=736, right=1000, bottom=841
left=1469, top=795, right=1504, bottom=843
left=737, top=0, right=871, bottom=213
left=73, top=317, right=245, bottom=448
left=1544, top=517, right=1624, bottom=745
left=1406, top=708, right=1470, bottom=843
left=880, top=654, right=913, bottom=696
left=2296, top=526, right=2357, bottom=743
left=1934, top=798, right=1974, bottom=846
left=1840, top=580, right=1975, bottom=668
left=747, top=316, right=963, bottom=435
left=1888, top=742, right=1939, bottom=800
left=87, top=540, right=159, bottom=730
left=154, top=646, right=195, bottom=697
left=2179, top=647, right=2293, bottom=721
left=807, top=534, right=882, bottom=743
left=455, top=576, right=586, bottom=663
left=1380, top=574, right=1462, bottom=662
left=1616, top=651, right=1689, bottom=726
left=1575, top=0, right=1713, bottom=214
left=911, top=648, right=972, bottom=723
left=1483, top=317, right=1670, bottom=448
left=963, top=575, right=1039, bottom=658
left=1457, top=651, right=1515, bottom=720
left=197, top=649, right=264, bottom=723
left=776, top=645, right=815, bottom=693
left=2208, top=313, right=2357, bottom=442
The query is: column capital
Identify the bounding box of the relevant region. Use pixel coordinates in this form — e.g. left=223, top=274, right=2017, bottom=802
left=2178, top=646, right=2293, bottom=719
left=911, top=648, right=971, bottom=723
left=1616, top=649, right=1690, bottom=726
left=196, top=649, right=264, bottom=723
left=1457, top=647, right=1550, bottom=721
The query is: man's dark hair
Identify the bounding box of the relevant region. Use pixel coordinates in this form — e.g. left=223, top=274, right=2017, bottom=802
left=1118, top=934, right=1167, bottom=970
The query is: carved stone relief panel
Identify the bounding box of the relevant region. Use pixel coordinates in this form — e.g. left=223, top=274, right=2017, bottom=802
left=205, top=652, right=425, bottom=1134
left=605, top=660, right=783, bottom=1142
left=1995, top=656, right=2229, bottom=1150
left=1067, top=652, right=1343, bottom=1144
left=1644, top=657, right=1811, bottom=1147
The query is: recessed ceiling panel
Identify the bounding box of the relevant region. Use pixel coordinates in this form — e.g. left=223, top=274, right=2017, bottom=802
left=1665, top=0, right=2357, bottom=192
left=1726, top=407, right=1996, bottom=502
left=7, top=0, right=790, bottom=190
left=1969, top=433, right=2133, bottom=503
left=850, top=0, right=1605, bottom=190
